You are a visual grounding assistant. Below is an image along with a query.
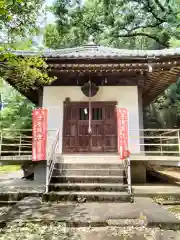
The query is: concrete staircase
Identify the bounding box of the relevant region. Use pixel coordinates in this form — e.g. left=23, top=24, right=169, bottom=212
left=43, top=154, right=132, bottom=202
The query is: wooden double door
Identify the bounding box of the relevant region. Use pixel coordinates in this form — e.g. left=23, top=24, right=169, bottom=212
left=63, top=102, right=117, bottom=153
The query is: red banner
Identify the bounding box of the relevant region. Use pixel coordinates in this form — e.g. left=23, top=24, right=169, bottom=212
left=32, top=108, right=48, bottom=161
left=116, top=108, right=129, bottom=160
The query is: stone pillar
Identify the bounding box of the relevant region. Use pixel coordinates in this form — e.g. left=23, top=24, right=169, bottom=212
left=131, top=161, right=147, bottom=183
left=34, top=161, right=46, bottom=185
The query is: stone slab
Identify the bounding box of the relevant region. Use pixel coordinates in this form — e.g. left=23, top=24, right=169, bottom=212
left=1, top=196, right=180, bottom=229
left=1, top=199, right=141, bottom=226
left=68, top=202, right=141, bottom=221
left=135, top=197, right=180, bottom=227
left=80, top=234, right=148, bottom=240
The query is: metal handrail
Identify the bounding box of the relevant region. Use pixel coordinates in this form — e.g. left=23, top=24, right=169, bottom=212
left=0, top=131, right=32, bottom=157
left=0, top=129, right=59, bottom=157
left=1, top=128, right=180, bottom=157
left=129, top=129, right=180, bottom=156
left=124, top=156, right=133, bottom=201
left=45, top=130, right=60, bottom=193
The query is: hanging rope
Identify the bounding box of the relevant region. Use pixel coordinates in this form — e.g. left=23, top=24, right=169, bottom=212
left=88, top=79, right=92, bottom=134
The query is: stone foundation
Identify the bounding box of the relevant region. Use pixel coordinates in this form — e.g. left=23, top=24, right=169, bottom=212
left=131, top=161, right=147, bottom=183
left=34, top=161, right=46, bottom=185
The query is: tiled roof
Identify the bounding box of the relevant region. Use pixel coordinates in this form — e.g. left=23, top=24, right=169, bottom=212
left=11, top=44, right=180, bottom=59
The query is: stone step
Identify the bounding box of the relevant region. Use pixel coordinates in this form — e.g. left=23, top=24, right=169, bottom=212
left=43, top=191, right=130, bottom=202
left=53, top=168, right=124, bottom=176
left=54, top=163, right=124, bottom=170
left=58, top=154, right=120, bottom=162
left=49, top=183, right=128, bottom=192
left=51, top=175, right=125, bottom=184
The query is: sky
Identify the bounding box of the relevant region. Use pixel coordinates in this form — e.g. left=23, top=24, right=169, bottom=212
left=44, top=0, right=85, bottom=25
left=45, top=0, right=55, bottom=24
left=33, top=0, right=55, bottom=47
left=35, top=0, right=85, bottom=47
left=46, top=0, right=54, bottom=4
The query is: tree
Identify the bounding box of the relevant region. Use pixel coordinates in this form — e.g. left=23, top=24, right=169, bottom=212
left=0, top=0, right=54, bottom=95
left=102, top=0, right=180, bottom=48
left=0, top=0, right=56, bottom=139
left=44, top=0, right=180, bottom=49
left=0, top=1, right=55, bottom=140
left=0, top=83, right=34, bottom=130
left=144, top=79, right=180, bottom=129
left=0, top=0, right=44, bottom=41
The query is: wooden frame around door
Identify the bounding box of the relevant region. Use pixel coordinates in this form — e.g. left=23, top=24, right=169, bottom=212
left=62, top=101, right=117, bottom=153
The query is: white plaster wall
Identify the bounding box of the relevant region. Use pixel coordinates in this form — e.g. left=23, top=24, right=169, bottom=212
left=43, top=86, right=141, bottom=154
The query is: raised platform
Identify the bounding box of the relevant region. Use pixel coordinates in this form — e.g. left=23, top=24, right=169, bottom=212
left=133, top=184, right=180, bottom=197
left=1, top=154, right=180, bottom=164
left=0, top=155, right=32, bottom=164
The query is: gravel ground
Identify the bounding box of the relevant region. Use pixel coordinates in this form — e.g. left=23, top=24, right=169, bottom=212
left=0, top=223, right=163, bottom=240
left=0, top=222, right=79, bottom=240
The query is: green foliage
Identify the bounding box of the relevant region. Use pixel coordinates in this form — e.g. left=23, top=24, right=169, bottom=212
left=0, top=0, right=55, bottom=134
left=44, top=0, right=180, bottom=49
left=0, top=0, right=55, bottom=95
left=2, top=55, right=54, bottom=92
left=0, top=165, right=20, bottom=173
left=44, top=24, right=62, bottom=49
left=0, top=83, right=34, bottom=130
left=8, top=39, right=33, bottom=50
left=169, top=37, right=180, bottom=47
left=144, top=79, right=180, bottom=129
left=0, top=0, right=44, bottom=37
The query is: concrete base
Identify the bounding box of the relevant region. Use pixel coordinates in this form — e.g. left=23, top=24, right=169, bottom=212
left=131, top=161, right=147, bottom=183
left=34, top=161, right=46, bottom=185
